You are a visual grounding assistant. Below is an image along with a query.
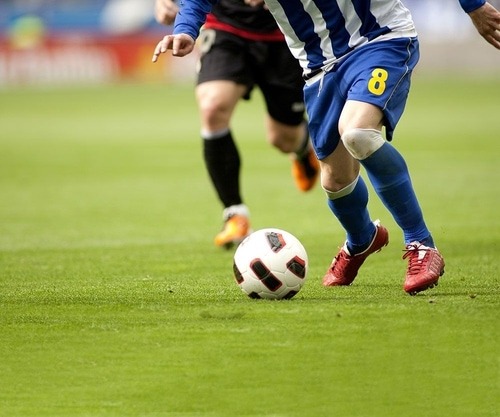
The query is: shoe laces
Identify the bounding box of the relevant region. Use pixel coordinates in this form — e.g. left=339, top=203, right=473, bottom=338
left=403, top=243, right=430, bottom=275
left=331, top=247, right=354, bottom=273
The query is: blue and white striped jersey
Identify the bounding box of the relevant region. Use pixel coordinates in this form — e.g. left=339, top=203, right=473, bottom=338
left=173, top=0, right=486, bottom=76
left=174, top=0, right=417, bottom=77
left=262, top=0, right=417, bottom=77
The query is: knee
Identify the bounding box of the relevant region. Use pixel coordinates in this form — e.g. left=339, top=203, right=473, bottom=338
left=198, top=99, right=224, bottom=124
left=341, top=128, right=385, bottom=160
left=322, top=176, right=360, bottom=200
left=197, top=96, right=232, bottom=130
left=319, top=166, right=359, bottom=194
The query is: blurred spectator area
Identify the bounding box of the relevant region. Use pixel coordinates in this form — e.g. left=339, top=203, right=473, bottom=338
left=406, top=0, right=500, bottom=76
left=0, top=0, right=198, bottom=87
left=0, top=0, right=498, bottom=88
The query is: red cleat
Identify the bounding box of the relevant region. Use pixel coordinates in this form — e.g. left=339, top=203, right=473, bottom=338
left=403, top=243, right=445, bottom=295
left=323, top=221, right=389, bottom=286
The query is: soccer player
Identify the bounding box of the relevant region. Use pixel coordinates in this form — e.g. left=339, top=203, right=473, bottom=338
left=152, top=0, right=499, bottom=294
left=154, top=0, right=319, bottom=249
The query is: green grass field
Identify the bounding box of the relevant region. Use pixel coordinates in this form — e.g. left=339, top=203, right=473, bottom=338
left=1, top=75, right=499, bottom=417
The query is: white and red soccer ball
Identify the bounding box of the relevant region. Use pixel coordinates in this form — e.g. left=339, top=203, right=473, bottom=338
left=233, top=228, right=309, bottom=300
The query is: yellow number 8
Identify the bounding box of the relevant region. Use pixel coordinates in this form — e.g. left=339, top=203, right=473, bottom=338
left=368, top=68, right=388, bottom=96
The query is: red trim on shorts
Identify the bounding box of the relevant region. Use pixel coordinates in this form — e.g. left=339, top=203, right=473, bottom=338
left=205, top=14, right=285, bottom=42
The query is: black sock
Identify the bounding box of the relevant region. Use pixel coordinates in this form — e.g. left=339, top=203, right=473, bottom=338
left=203, top=130, right=242, bottom=208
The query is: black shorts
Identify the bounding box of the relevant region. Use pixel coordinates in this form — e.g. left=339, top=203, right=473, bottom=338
left=197, top=29, right=305, bottom=126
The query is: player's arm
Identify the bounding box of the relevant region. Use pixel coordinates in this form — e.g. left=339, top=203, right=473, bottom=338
left=152, top=0, right=216, bottom=61
left=155, top=0, right=179, bottom=26
left=459, top=0, right=500, bottom=49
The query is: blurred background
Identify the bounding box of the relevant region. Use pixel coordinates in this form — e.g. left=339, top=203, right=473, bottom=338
left=0, top=0, right=196, bottom=88
left=0, top=0, right=498, bottom=88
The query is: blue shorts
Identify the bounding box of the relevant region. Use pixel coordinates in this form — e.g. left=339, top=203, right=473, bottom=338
left=304, top=37, right=420, bottom=160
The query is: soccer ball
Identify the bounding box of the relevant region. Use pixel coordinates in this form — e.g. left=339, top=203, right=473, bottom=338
left=233, top=228, right=309, bottom=300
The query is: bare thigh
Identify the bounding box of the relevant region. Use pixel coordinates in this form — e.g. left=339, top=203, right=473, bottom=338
left=195, top=80, right=247, bottom=132
left=338, top=100, right=384, bottom=134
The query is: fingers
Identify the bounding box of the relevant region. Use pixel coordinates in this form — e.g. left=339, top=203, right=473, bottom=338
left=469, top=3, right=500, bottom=49
left=243, top=0, right=264, bottom=7
left=485, top=33, right=500, bottom=49
left=487, top=9, right=500, bottom=49
left=152, top=35, right=172, bottom=62
left=479, top=23, right=500, bottom=49
left=152, top=34, right=195, bottom=62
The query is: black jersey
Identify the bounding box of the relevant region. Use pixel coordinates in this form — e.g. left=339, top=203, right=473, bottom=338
left=208, top=0, right=280, bottom=35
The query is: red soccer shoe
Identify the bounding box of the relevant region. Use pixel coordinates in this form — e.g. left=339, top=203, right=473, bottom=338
left=403, top=243, right=445, bottom=295
left=323, top=221, right=389, bottom=286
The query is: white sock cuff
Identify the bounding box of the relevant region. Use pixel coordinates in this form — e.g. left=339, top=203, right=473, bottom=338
left=201, top=128, right=230, bottom=140
left=222, top=204, right=250, bottom=221
left=323, top=176, right=359, bottom=200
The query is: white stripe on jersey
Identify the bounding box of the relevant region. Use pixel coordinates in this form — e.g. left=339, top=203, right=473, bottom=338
left=340, top=2, right=366, bottom=48
left=265, top=0, right=417, bottom=77
left=268, top=3, right=310, bottom=69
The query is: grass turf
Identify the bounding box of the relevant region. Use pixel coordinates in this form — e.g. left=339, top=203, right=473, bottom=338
left=0, top=76, right=499, bottom=417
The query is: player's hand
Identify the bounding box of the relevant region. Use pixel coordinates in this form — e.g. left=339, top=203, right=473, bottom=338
left=243, top=0, right=267, bottom=8
left=155, top=0, right=179, bottom=26
left=468, top=2, right=500, bottom=49
left=152, top=33, right=195, bottom=61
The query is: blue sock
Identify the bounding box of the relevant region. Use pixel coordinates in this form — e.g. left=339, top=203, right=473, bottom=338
left=327, top=176, right=376, bottom=254
left=361, top=142, right=434, bottom=246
